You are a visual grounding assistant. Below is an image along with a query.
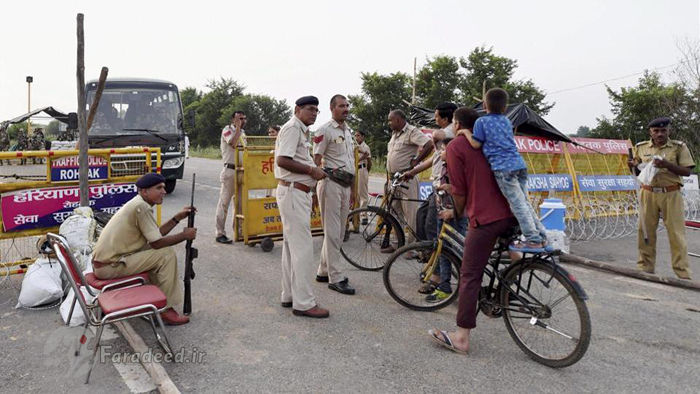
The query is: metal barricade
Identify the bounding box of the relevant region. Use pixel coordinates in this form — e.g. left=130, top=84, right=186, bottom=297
left=0, top=147, right=161, bottom=277
left=232, top=137, right=322, bottom=251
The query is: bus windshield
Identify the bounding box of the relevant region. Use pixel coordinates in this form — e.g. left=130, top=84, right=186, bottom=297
left=86, top=87, right=182, bottom=135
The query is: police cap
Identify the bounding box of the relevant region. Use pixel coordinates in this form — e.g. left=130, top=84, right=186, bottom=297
left=647, top=117, right=671, bottom=128
left=295, top=96, right=319, bottom=107
left=135, top=173, right=166, bottom=189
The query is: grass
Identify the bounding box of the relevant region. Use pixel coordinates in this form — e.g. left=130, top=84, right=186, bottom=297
left=190, top=145, right=221, bottom=160
left=370, top=156, right=387, bottom=175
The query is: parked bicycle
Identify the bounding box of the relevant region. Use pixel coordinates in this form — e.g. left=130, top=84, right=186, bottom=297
left=383, top=224, right=591, bottom=368
left=341, top=170, right=425, bottom=271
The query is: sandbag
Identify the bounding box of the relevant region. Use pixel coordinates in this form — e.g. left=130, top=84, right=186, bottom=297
left=59, top=287, right=94, bottom=326
left=59, top=207, right=96, bottom=271
left=15, top=257, right=63, bottom=309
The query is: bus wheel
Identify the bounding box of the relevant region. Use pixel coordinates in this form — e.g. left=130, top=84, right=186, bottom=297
left=165, top=179, right=176, bottom=194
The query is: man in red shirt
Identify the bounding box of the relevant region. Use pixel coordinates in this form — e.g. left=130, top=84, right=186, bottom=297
left=429, top=107, right=518, bottom=354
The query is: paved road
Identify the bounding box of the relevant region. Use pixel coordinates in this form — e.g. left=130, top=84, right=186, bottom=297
left=2, top=156, right=699, bottom=392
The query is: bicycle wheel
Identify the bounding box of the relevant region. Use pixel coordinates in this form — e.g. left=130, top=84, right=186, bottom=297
left=500, top=260, right=591, bottom=368
left=341, top=206, right=404, bottom=271
left=383, top=241, right=460, bottom=311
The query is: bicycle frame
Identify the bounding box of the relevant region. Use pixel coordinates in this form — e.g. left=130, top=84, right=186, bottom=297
left=421, top=221, right=465, bottom=281
left=379, top=171, right=426, bottom=242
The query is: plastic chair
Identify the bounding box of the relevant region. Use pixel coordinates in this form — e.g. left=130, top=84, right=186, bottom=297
left=47, top=233, right=172, bottom=384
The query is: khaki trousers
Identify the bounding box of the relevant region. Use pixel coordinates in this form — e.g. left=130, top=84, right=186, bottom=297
left=357, top=168, right=369, bottom=209
left=94, top=247, right=182, bottom=309
left=277, top=184, right=317, bottom=311
left=637, top=189, right=691, bottom=278
left=215, top=167, right=236, bottom=238
left=391, top=177, right=419, bottom=242
left=317, top=179, right=350, bottom=284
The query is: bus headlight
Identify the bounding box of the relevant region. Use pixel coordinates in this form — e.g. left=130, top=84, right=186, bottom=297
left=163, top=157, right=185, bottom=169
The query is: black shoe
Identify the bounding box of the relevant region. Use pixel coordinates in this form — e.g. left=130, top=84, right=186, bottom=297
left=215, top=235, right=233, bottom=244
left=329, top=279, right=355, bottom=295
left=316, top=275, right=329, bottom=283
left=281, top=301, right=293, bottom=308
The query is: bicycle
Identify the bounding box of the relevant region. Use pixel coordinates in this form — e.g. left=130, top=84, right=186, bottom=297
left=384, top=224, right=591, bottom=368
left=341, top=170, right=425, bottom=271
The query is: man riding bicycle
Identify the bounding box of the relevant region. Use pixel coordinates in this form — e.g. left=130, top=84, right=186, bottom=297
left=428, top=106, right=519, bottom=354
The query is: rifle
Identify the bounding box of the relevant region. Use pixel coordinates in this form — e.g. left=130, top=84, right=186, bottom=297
left=183, top=173, right=198, bottom=315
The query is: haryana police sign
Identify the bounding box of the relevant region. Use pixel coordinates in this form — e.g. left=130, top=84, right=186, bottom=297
left=51, top=155, right=108, bottom=182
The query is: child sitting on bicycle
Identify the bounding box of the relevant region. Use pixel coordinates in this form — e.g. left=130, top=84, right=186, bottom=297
left=461, top=88, right=548, bottom=252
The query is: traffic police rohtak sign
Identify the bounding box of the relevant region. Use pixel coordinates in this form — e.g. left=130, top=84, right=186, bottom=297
left=51, top=155, right=108, bottom=182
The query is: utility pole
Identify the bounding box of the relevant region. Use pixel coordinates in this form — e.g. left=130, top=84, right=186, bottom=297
left=412, top=57, right=416, bottom=105
left=26, top=76, right=33, bottom=135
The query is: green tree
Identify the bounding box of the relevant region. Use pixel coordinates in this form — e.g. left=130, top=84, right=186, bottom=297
left=591, top=71, right=686, bottom=145
left=415, top=55, right=461, bottom=109
left=184, top=78, right=245, bottom=147
left=574, top=125, right=591, bottom=137
left=46, top=120, right=60, bottom=137
left=458, top=46, right=553, bottom=114
left=348, top=72, right=413, bottom=157
left=180, top=87, right=202, bottom=109
left=220, top=94, right=291, bottom=135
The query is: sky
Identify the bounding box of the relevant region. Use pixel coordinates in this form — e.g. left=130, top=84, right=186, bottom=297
left=1, top=0, right=698, bottom=135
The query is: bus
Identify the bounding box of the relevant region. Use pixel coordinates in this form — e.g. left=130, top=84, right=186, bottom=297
left=86, top=78, right=187, bottom=193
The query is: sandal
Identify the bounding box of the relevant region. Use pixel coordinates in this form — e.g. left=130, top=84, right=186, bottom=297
left=509, top=240, right=545, bottom=253
left=428, top=328, right=468, bottom=355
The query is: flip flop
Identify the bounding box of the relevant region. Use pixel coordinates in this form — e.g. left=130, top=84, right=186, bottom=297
left=428, top=328, right=468, bottom=355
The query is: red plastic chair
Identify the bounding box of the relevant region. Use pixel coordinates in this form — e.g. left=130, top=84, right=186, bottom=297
left=47, top=233, right=172, bottom=383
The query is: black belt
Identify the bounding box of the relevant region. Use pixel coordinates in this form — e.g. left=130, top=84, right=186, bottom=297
left=358, top=163, right=367, bottom=169
left=224, top=163, right=235, bottom=169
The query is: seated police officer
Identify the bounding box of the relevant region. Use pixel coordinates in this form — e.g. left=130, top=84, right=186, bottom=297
left=92, top=173, right=197, bottom=325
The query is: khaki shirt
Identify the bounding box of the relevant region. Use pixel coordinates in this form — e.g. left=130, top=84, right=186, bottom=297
left=313, top=120, right=355, bottom=170
left=431, top=123, right=455, bottom=187
left=93, top=194, right=162, bottom=263
left=634, top=139, right=695, bottom=187
left=387, top=123, right=431, bottom=173
left=274, top=116, right=316, bottom=187
left=357, top=141, right=371, bottom=167
left=220, top=125, right=246, bottom=165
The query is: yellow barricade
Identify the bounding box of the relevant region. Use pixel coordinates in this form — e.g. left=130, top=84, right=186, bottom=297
left=233, top=137, right=322, bottom=249
left=0, top=147, right=161, bottom=275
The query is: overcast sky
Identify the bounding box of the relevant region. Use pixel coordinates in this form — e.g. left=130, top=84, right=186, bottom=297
left=1, top=0, right=698, bottom=135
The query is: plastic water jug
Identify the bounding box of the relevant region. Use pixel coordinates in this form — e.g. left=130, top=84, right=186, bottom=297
left=539, top=198, right=566, bottom=231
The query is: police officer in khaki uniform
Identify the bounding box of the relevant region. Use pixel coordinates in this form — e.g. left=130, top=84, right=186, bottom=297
left=215, top=111, right=247, bottom=244
left=274, top=96, right=329, bottom=318
left=629, top=117, right=694, bottom=279
left=355, top=130, right=372, bottom=216
left=383, top=109, right=434, bottom=252
left=92, top=173, right=197, bottom=325
left=313, top=95, right=356, bottom=295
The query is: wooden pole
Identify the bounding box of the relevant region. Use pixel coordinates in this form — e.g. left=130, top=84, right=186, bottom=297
left=86, top=67, right=109, bottom=131
left=76, top=13, right=88, bottom=207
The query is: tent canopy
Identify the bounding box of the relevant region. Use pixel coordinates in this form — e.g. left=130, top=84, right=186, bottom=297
left=5, top=106, right=71, bottom=125
left=409, top=102, right=573, bottom=143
